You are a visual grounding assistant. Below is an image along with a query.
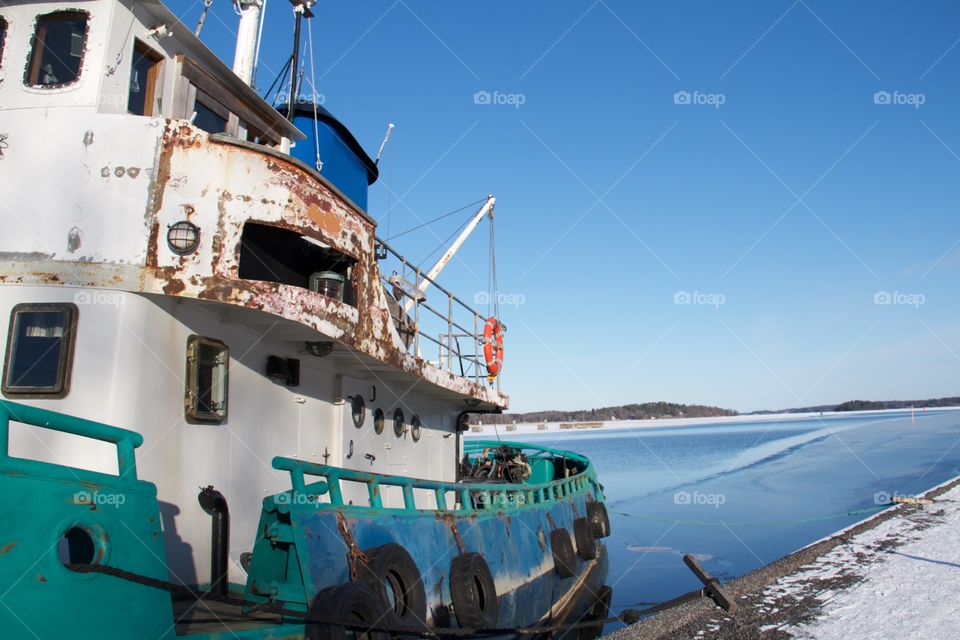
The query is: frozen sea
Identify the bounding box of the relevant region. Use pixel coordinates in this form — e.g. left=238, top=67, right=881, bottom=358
left=476, top=409, right=960, bottom=626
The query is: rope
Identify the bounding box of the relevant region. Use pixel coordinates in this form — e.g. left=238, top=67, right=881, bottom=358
left=65, top=563, right=649, bottom=636
left=306, top=18, right=322, bottom=171
left=612, top=504, right=889, bottom=528
left=387, top=199, right=487, bottom=241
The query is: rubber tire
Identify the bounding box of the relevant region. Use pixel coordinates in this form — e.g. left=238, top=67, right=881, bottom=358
left=587, top=501, right=610, bottom=538
left=306, top=582, right=393, bottom=640
left=551, top=528, right=577, bottom=578
left=577, top=585, right=613, bottom=640
left=573, top=517, right=598, bottom=560
left=357, top=543, right=427, bottom=629
left=449, top=552, right=499, bottom=629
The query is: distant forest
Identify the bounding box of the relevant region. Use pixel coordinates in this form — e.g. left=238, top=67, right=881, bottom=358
left=751, top=396, right=960, bottom=414
left=477, top=396, right=960, bottom=425
left=477, top=402, right=738, bottom=425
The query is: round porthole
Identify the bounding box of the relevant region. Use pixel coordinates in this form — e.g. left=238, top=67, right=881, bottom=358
left=351, top=395, right=365, bottom=429
left=393, top=408, right=405, bottom=438
left=410, top=415, right=422, bottom=442
left=374, top=408, right=385, bottom=435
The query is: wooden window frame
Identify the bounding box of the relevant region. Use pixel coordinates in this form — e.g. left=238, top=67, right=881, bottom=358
left=128, top=39, right=163, bottom=116
left=2, top=303, right=79, bottom=399
left=0, top=17, right=8, bottom=69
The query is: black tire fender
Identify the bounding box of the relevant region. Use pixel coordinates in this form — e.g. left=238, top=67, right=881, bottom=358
left=357, top=543, right=427, bottom=628
left=550, top=528, right=577, bottom=578
left=587, top=501, right=610, bottom=538
left=573, top=517, right=598, bottom=560
left=305, top=582, right=393, bottom=640
left=449, top=552, right=499, bottom=629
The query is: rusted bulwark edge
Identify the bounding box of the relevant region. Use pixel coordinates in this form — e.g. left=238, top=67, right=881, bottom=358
left=604, top=474, right=960, bottom=640
left=1, top=120, right=507, bottom=409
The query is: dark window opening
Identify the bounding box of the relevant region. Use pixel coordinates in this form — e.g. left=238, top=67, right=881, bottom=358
left=26, top=11, right=88, bottom=87
left=185, top=336, right=228, bottom=424
left=238, top=223, right=357, bottom=306
left=0, top=18, right=8, bottom=68
left=194, top=97, right=227, bottom=134
left=2, top=303, right=78, bottom=398
left=127, top=40, right=162, bottom=116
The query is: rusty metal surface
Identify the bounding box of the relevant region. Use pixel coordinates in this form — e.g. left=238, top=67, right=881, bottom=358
left=1, top=119, right=507, bottom=409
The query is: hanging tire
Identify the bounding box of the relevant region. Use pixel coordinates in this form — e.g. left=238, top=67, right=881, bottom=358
left=573, top=517, right=598, bottom=560
left=305, top=582, right=393, bottom=640
left=357, top=543, right=427, bottom=629
left=577, top=585, right=613, bottom=640
left=550, top=528, right=576, bottom=578
left=449, top=552, right=499, bottom=629
left=587, top=501, right=610, bottom=538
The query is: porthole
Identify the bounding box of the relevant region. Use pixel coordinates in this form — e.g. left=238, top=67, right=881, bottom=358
left=351, top=395, right=365, bottom=429
left=373, top=408, right=385, bottom=435
left=410, top=415, right=422, bottom=443
left=393, top=408, right=405, bottom=438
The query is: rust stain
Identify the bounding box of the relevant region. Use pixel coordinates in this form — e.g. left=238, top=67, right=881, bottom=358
left=0, top=542, right=17, bottom=555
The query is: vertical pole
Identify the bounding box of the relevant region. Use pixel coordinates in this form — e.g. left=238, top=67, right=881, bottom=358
left=414, top=268, right=421, bottom=359
left=447, top=293, right=454, bottom=371
left=474, top=314, right=480, bottom=382
left=286, top=8, right=303, bottom=121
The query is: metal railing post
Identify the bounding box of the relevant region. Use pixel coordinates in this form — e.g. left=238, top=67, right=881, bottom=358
left=474, top=313, right=480, bottom=382
left=447, top=292, right=454, bottom=371
left=414, top=268, right=421, bottom=358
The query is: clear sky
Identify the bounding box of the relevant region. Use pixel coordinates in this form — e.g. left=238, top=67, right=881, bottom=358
left=169, top=0, right=960, bottom=413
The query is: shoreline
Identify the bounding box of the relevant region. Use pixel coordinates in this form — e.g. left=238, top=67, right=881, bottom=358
left=465, top=405, right=960, bottom=437
left=604, top=473, right=960, bottom=639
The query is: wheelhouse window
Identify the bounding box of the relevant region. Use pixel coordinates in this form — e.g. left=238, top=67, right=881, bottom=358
left=127, top=40, right=163, bottom=116
left=2, top=304, right=78, bottom=398
left=193, top=95, right=228, bottom=134
left=26, top=11, right=89, bottom=87
left=185, top=336, right=228, bottom=424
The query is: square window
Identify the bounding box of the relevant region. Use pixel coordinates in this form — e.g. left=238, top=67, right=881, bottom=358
left=185, top=335, right=228, bottom=424
left=2, top=304, right=78, bottom=398
left=25, top=11, right=89, bottom=87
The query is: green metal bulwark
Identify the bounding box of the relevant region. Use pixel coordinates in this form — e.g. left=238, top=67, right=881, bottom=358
left=269, top=440, right=602, bottom=516
left=0, top=401, right=174, bottom=640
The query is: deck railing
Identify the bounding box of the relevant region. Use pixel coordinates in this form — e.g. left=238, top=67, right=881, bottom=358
left=374, top=238, right=500, bottom=392
left=271, top=441, right=597, bottom=515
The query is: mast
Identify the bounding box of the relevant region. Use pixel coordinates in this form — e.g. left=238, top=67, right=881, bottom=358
left=232, top=0, right=262, bottom=85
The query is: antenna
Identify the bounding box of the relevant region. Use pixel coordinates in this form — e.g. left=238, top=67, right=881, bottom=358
left=375, top=123, right=395, bottom=165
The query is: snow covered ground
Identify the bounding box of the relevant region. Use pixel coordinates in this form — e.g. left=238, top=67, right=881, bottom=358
left=768, top=481, right=960, bottom=639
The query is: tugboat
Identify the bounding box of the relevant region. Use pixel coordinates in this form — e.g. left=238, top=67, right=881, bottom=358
left=0, top=0, right=611, bottom=637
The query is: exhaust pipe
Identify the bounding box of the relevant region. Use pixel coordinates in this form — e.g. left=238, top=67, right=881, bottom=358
left=198, top=486, right=229, bottom=596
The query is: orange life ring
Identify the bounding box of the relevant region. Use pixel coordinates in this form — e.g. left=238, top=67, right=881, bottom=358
left=483, top=317, right=504, bottom=377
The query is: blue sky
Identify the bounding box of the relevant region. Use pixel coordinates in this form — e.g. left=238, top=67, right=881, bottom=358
left=171, top=0, right=960, bottom=413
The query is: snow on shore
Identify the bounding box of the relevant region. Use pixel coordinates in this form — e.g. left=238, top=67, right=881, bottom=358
left=764, top=482, right=960, bottom=639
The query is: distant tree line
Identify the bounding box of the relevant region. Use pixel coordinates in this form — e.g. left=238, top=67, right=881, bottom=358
left=751, top=396, right=960, bottom=414
left=476, top=402, right=738, bottom=425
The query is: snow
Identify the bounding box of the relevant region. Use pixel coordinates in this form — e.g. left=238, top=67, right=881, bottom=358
left=765, top=483, right=960, bottom=639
